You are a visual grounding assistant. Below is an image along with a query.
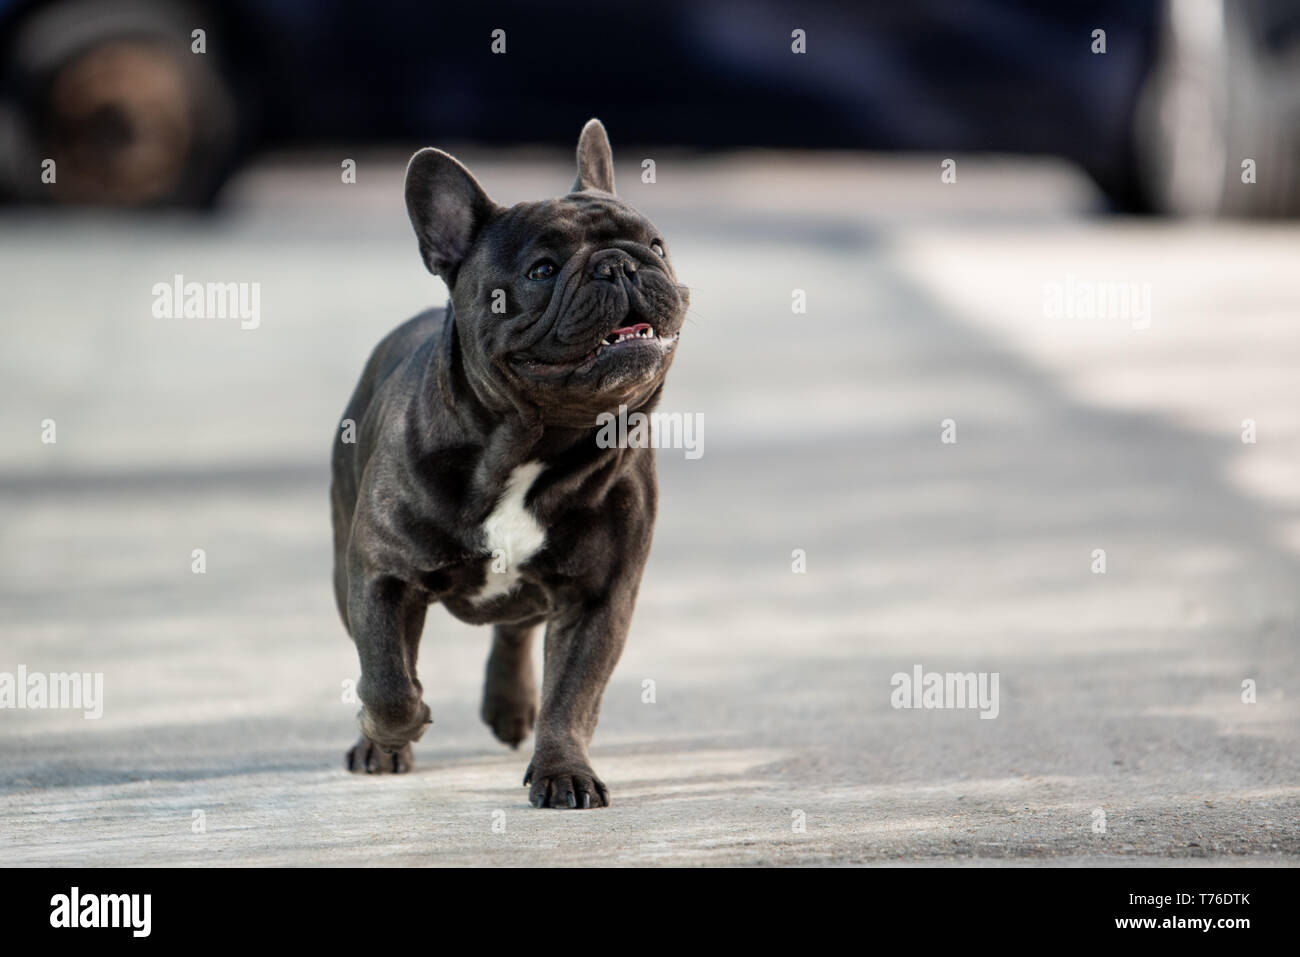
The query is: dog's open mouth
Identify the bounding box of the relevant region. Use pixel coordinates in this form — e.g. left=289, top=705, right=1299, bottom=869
left=601, top=322, right=656, bottom=345
left=514, top=321, right=680, bottom=377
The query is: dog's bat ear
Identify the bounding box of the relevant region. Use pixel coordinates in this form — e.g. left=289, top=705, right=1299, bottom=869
left=405, top=148, right=496, bottom=281
left=572, top=118, right=615, bottom=195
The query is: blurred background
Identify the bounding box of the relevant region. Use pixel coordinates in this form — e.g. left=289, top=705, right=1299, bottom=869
left=1, top=0, right=1299, bottom=865
left=2, top=0, right=1299, bottom=215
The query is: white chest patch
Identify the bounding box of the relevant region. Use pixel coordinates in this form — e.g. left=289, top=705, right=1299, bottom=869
left=475, top=461, right=547, bottom=602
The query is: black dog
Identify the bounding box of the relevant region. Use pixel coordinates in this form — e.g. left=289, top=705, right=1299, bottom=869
left=330, top=120, right=687, bottom=809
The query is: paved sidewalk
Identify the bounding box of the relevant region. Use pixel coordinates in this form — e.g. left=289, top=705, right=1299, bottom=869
left=1, top=154, right=1297, bottom=865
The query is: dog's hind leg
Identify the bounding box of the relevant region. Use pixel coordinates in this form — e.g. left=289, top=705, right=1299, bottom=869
left=481, top=618, right=543, bottom=748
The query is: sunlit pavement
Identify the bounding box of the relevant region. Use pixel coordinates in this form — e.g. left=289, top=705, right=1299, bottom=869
left=1, top=152, right=1297, bottom=865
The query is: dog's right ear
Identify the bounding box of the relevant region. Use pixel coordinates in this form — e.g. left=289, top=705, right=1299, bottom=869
left=405, top=148, right=496, bottom=281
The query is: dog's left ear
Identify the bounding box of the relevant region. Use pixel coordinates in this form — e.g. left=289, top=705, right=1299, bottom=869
left=572, top=118, right=615, bottom=195
left=405, top=147, right=496, bottom=281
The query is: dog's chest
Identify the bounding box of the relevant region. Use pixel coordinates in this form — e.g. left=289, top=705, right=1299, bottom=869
left=475, top=461, right=547, bottom=601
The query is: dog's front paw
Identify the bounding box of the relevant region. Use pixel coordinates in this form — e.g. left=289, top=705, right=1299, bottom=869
left=357, top=698, right=432, bottom=753
left=345, top=736, right=413, bottom=774
left=524, top=756, right=609, bottom=809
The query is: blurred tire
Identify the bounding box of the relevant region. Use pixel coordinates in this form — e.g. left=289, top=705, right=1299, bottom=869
left=1136, top=0, right=1300, bottom=217
left=0, top=0, right=239, bottom=207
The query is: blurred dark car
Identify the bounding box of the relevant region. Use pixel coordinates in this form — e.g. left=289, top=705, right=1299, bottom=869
left=1, top=0, right=1297, bottom=214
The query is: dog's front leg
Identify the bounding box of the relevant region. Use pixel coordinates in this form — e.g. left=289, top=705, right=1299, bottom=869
left=525, top=595, right=634, bottom=809
left=345, top=574, right=432, bottom=774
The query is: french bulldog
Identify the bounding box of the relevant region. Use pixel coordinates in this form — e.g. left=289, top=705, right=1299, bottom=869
left=330, top=119, right=687, bottom=809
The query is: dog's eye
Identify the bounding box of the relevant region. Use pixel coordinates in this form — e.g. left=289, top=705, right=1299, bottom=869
left=651, top=242, right=666, bottom=258
left=526, top=260, right=558, bottom=281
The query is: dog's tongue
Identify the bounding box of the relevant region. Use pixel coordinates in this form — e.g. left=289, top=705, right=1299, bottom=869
left=608, top=322, right=651, bottom=337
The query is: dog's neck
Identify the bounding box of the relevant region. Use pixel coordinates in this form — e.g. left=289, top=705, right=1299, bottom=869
left=425, top=303, right=657, bottom=508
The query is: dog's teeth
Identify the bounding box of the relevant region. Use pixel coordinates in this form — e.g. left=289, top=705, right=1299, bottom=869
left=602, top=326, right=659, bottom=346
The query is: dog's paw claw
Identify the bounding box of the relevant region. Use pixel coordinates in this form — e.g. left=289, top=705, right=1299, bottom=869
left=523, top=760, right=609, bottom=809
left=345, top=736, right=413, bottom=775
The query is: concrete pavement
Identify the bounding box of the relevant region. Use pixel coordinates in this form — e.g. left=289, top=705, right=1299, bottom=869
left=0, top=152, right=1297, bottom=865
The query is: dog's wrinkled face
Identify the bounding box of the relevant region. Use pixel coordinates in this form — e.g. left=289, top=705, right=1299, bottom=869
left=405, top=120, right=687, bottom=426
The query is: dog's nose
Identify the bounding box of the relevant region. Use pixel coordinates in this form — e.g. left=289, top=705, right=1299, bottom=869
left=589, top=249, right=637, bottom=282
